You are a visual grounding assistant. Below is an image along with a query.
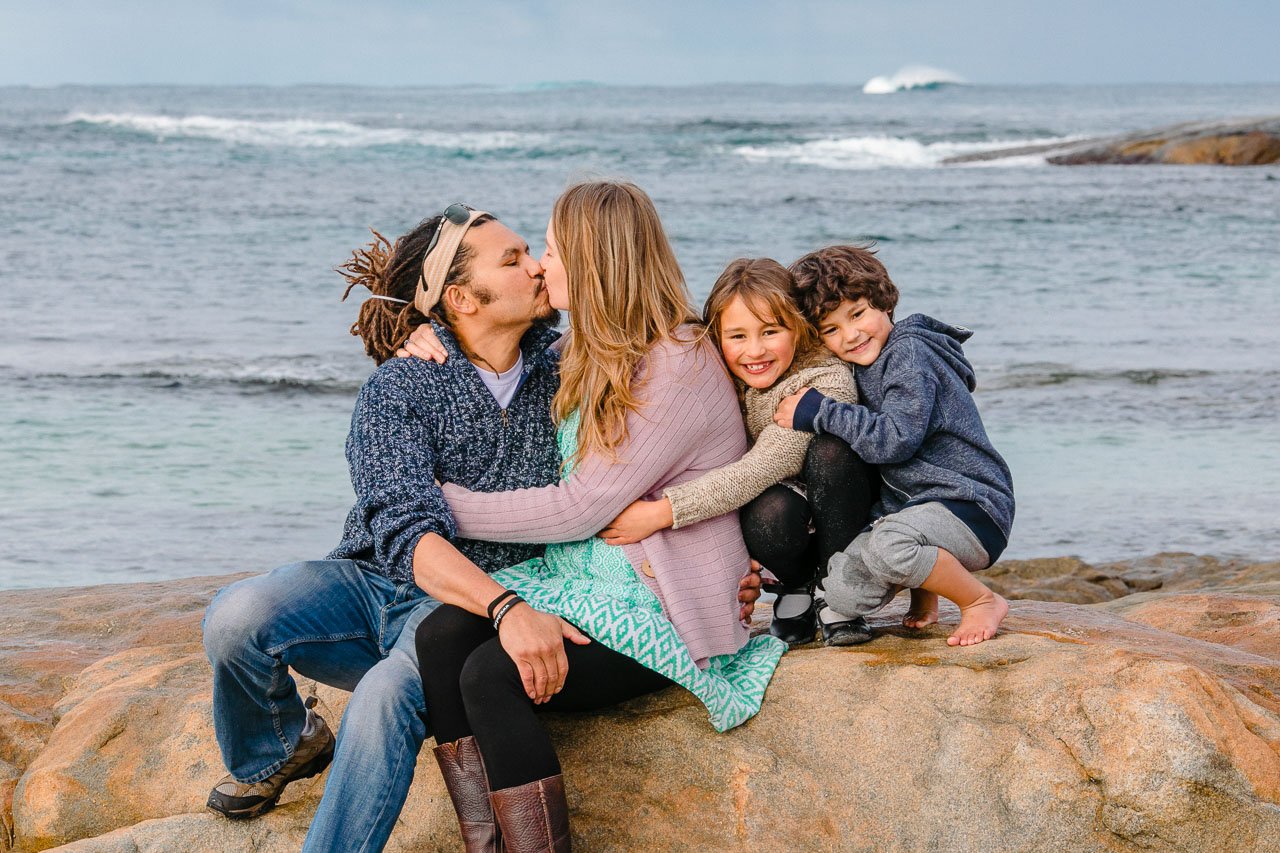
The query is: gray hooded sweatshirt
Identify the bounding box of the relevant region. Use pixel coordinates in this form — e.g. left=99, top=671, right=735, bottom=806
left=792, top=314, right=1014, bottom=559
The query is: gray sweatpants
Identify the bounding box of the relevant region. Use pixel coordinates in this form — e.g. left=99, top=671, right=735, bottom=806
left=823, top=502, right=991, bottom=619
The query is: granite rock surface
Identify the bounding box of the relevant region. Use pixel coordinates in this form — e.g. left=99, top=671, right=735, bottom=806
left=942, top=116, right=1280, bottom=166
left=1, top=555, right=1277, bottom=852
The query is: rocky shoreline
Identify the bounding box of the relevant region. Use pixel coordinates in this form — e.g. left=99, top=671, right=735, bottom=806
left=943, top=115, right=1280, bottom=166
left=2, top=553, right=1278, bottom=851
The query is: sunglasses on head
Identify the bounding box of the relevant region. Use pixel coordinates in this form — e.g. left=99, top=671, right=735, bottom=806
left=425, top=203, right=475, bottom=257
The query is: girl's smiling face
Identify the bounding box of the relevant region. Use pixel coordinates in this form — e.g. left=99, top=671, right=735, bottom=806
left=717, top=295, right=798, bottom=390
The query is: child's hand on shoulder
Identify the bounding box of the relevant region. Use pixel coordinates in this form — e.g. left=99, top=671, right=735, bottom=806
left=774, top=387, right=811, bottom=430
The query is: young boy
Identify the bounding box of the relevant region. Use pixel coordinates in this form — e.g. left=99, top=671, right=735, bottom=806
left=774, top=246, right=1014, bottom=647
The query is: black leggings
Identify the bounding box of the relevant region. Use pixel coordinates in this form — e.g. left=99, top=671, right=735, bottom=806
left=740, top=434, right=877, bottom=589
left=416, top=604, right=674, bottom=790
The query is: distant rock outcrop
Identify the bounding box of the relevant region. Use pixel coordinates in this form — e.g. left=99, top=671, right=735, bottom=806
left=944, top=116, right=1280, bottom=166
left=2, top=554, right=1278, bottom=851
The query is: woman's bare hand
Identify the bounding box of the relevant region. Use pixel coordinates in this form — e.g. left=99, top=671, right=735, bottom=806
left=395, top=324, right=448, bottom=363
left=600, top=497, right=674, bottom=546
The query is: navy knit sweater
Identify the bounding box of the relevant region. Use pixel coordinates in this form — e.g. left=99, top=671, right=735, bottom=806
left=327, top=321, right=563, bottom=583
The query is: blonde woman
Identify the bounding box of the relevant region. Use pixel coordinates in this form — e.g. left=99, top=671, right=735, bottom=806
left=412, top=181, right=786, bottom=852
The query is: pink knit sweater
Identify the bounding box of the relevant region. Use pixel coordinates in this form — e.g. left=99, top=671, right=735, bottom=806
left=440, top=330, right=752, bottom=667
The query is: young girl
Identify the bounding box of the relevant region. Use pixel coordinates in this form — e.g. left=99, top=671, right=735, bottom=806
left=601, top=258, right=878, bottom=646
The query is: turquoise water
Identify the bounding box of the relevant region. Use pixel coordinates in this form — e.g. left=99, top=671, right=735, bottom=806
left=2, top=83, right=1278, bottom=589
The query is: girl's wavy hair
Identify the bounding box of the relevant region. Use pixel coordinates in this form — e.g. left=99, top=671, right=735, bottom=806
left=551, top=180, right=698, bottom=467
left=338, top=214, right=494, bottom=364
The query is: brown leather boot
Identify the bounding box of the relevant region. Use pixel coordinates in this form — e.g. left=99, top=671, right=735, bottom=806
left=489, top=774, right=570, bottom=853
left=433, top=736, right=502, bottom=853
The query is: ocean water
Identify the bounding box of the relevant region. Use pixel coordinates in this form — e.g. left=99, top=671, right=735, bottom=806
left=1, top=83, right=1278, bottom=590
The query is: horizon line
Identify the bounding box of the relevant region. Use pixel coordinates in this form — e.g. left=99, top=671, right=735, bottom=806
left=4, top=79, right=1279, bottom=90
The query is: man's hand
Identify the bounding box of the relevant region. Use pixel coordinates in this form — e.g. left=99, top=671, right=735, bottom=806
left=600, top=497, right=674, bottom=546
left=773, top=387, right=811, bottom=430
left=497, top=604, right=591, bottom=704
left=395, top=324, right=449, bottom=363
left=738, top=559, right=764, bottom=622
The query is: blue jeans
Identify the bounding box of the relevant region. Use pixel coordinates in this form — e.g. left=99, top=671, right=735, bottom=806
left=202, top=559, right=439, bottom=853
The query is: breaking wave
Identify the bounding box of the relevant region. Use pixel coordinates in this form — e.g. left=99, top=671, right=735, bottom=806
left=5, top=356, right=366, bottom=395
left=733, top=135, right=1076, bottom=169
left=63, top=112, right=545, bottom=152
left=862, top=66, right=965, bottom=95
left=982, top=363, right=1216, bottom=392
left=977, top=364, right=1279, bottom=424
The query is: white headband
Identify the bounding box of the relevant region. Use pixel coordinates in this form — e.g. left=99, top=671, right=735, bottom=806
left=415, top=205, right=492, bottom=314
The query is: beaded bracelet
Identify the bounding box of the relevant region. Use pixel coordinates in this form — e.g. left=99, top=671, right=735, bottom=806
left=492, top=596, right=525, bottom=632
left=486, top=589, right=518, bottom=621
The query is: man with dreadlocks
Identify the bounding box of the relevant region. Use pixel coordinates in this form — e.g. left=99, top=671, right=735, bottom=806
left=201, top=206, right=581, bottom=852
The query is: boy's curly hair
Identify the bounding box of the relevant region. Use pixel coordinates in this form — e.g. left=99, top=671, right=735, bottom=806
left=789, top=245, right=899, bottom=325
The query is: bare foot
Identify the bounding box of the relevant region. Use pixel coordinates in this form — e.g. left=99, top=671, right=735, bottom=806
left=946, top=591, right=1009, bottom=646
left=902, top=589, right=939, bottom=629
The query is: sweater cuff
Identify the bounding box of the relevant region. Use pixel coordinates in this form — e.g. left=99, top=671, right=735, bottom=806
left=661, top=487, right=690, bottom=530
left=792, top=388, right=826, bottom=433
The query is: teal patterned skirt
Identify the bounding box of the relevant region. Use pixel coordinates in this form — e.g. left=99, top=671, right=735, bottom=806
left=489, top=411, right=786, bottom=732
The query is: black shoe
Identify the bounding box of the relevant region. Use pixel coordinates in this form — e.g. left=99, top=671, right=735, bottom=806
left=207, top=700, right=335, bottom=820
left=768, top=589, right=818, bottom=646
left=820, top=610, right=873, bottom=646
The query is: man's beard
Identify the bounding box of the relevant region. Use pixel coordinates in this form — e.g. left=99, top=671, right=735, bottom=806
left=533, top=304, right=561, bottom=327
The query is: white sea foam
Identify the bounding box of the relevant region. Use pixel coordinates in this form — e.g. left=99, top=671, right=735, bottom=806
left=734, top=135, right=1078, bottom=169
left=25, top=355, right=366, bottom=393
left=65, top=112, right=543, bottom=151
left=862, top=65, right=965, bottom=95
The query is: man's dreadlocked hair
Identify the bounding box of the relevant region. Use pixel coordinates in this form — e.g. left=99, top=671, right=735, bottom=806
left=338, top=214, right=494, bottom=364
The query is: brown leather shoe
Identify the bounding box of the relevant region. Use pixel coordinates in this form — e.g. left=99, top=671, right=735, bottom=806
left=434, top=736, right=503, bottom=853
left=489, top=774, right=570, bottom=853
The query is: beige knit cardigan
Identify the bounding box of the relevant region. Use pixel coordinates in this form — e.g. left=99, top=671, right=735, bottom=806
left=663, top=347, right=856, bottom=529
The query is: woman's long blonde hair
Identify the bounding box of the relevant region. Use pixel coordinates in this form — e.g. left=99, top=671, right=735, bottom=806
left=551, top=181, right=698, bottom=465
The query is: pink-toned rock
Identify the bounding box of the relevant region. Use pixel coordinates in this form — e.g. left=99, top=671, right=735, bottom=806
left=984, top=556, right=1141, bottom=603
left=987, top=552, right=1280, bottom=605
left=15, top=648, right=220, bottom=849
left=1047, top=130, right=1280, bottom=165
left=2, top=560, right=1278, bottom=852
left=0, top=574, right=252, bottom=724
left=0, top=704, right=50, bottom=774
left=1101, top=591, right=1280, bottom=660
left=9, top=646, right=454, bottom=851
left=943, top=116, right=1280, bottom=167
